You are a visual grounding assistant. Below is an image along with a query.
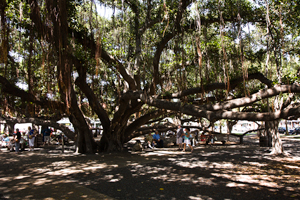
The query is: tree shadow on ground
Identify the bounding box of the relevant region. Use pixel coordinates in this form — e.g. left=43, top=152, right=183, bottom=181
left=0, top=138, right=299, bottom=200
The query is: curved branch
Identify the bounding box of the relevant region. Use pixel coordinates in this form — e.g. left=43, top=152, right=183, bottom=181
left=152, top=32, right=176, bottom=86
left=124, top=110, right=164, bottom=141
left=163, top=72, right=273, bottom=99
left=140, top=84, right=300, bottom=121
left=204, top=84, right=300, bottom=111
left=71, top=29, right=137, bottom=90
left=73, top=57, right=110, bottom=131
left=100, top=48, right=137, bottom=90
left=0, top=75, right=65, bottom=112
left=2, top=116, right=75, bottom=140
left=152, top=0, right=193, bottom=87
left=75, top=77, right=110, bottom=132
left=124, top=0, right=139, bottom=12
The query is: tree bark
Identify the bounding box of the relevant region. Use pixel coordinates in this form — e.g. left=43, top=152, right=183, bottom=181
left=263, top=120, right=283, bottom=154
left=271, top=121, right=284, bottom=154
left=6, top=122, right=15, bottom=136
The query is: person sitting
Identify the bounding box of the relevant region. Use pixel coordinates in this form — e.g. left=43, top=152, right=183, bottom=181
left=2, top=134, right=11, bottom=150
left=145, top=133, right=154, bottom=149
left=132, top=140, right=143, bottom=151
left=206, top=132, right=214, bottom=145
left=200, top=132, right=206, bottom=141
left=152, top=131, right=163, bottom=148
left=9, top=135, right=16, bottom=152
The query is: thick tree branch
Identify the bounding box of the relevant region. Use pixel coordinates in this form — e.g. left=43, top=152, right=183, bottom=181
left=163, top=72, right=273, bottom=99
left=140, top=84, right=300, bottom=121
left=124, top=110, right=164, bottom=141
left=204, top=84, right=300, bottom=111
left=152, top=0, right=192, bottom=87
left=71, top=28, right=137, bottom=90
left=121, top=72, right=273, bottom=105
left=0, top=75, right=65, bottom=112
left=1, top=116, right=75, bottom=140
left=74, top=59, right=110, bottom=132
left=100, top=44, right=137, bottom=90
left=75, top=77, right=110, bottom=131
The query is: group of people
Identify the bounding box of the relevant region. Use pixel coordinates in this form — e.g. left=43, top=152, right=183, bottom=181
left=1, top=125, right=69, bottom=153
left=143, top=125, right=194, bottom=152
left=176, top=125, right=193, bottom=152
left=1, top=126, right=44, bottom=153
left=145, top=131, right=164, bottom=149
left=1, top=127, right=35, bottom=152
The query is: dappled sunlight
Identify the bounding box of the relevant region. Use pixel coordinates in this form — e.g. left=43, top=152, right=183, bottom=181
left=45, top=168, right=84, bottom=176
left=0, top=152, right=119, bottom=199
left=0, top=177, right=13, bottom=183
left=140, top=150, right=189, bottom=157
left=200, top=151, right=222, bottom=157
left=188, top=195, right=214, bottom=200
left=33, top=178, right=53, bottom=186
left=242, top=161, right=268, bottom=167
left=174, top=159, right=210, bottom=168
left=1, top=144, right=299, bottom=199
left=214, top=173, right=282, bottom=188
left=43, top=161, right=119, bottom=176
left=83, top=164, right=118, bottom=171
left=284, top=164, right=299, bottom=169
left=128, top=163, right=218, bottom=186
left=131, top=165, right=171, bottom=177
left=264, top=155, right=300, bottom=163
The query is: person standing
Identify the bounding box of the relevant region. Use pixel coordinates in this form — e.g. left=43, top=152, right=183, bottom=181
left=176, top=125, right=184, bottom=150
left=27, top=126, right=36, bottom=151
left=42, top=128, right=52, bottom=145
left=15, top=128, right=21, bottom=153
left=20, top=131, right=27, bottom=151
left=183, top=128, right=193, bottom=152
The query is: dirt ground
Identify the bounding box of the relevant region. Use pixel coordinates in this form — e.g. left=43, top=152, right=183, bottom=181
left=0, top=135, right=299, bottom=200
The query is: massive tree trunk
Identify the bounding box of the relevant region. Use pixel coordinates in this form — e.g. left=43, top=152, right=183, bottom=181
left=98, top=129, right=124, bottom=152
left=97, top=108, right=164, bottom=152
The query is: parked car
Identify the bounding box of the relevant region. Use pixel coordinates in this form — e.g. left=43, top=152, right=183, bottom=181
left=291, top=127, right=300, bottom=135
left=278, top=127, right=286, bottom=134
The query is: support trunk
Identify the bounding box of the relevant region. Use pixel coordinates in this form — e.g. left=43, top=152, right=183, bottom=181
left=261, top=120, right=283, bottom=154
left=98, top=130, right=124, bottom=152
left=239, top=136, right=243, bottom=144
left=270, top=121, right=284, bottom=154
left=7, top=122, right=15, bottom=136
left=69, top=112, right=96, bottom=154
